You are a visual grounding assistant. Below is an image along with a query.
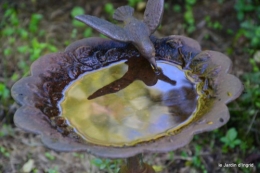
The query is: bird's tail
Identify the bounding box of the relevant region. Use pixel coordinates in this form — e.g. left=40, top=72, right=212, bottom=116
left=113, top=6, right=134, bottom=22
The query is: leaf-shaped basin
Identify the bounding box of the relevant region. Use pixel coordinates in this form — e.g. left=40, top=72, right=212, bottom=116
left=11, top=35, right=243, bottom=158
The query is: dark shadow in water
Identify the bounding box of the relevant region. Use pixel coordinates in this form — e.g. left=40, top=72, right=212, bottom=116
left=88, top=57, right=177, bottom=100
left=162, top=86, right=197, bottom=123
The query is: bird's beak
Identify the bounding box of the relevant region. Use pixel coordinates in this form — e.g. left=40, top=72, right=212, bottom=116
left=149, top=58, right=158, bottom=71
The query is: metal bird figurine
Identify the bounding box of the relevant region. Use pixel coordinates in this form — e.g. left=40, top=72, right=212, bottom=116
left=75, top=0, right=164, bottom=70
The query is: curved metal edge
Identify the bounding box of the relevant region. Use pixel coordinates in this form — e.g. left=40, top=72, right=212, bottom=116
left=11, top=76, right=41, bottom=106
left=30, top=52, right=64, bottom=77
left=14, top=106, right=44, bottom=135
left=13, top=105, right=148, bottom=158
left=205, top=50, right=244, bottom=103
left=65, top=37, right=128, bottom=52
left=168, top=35, right=202, bottom=52
left=13, top=106, right=92, bottom=152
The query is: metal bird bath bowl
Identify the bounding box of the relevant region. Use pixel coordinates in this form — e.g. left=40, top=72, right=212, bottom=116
left=11, top=0, right=243, bottom=172
left=12, top=35, right=243, bottom=172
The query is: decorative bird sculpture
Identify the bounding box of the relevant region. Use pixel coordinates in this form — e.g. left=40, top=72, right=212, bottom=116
left=75, top=0, right=164, bottom=70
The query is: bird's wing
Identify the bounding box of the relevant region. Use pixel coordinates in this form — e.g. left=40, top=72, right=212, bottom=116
left=76, top=15, right=132, bottom=42
left=143, top=0, right=164, bottom=34
left=88, top=78, right=133, bottom=100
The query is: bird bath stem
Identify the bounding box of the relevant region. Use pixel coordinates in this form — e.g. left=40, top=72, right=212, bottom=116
left=120, top=154, right=155, bottom=173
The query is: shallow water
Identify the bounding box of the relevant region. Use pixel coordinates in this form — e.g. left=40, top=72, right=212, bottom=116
left=60, top=60, right=198, bottom=146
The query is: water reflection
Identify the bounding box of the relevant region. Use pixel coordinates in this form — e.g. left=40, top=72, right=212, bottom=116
left=88, top=57, right=176, bottom=99
left=60, top=58, right=198, bottom=145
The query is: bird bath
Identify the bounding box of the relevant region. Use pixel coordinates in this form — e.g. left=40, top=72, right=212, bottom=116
left=11, top=0, right=243, bottom=172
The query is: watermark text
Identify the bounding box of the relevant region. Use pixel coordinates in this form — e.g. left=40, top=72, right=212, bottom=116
left=218, top=163, right=254, bottom=168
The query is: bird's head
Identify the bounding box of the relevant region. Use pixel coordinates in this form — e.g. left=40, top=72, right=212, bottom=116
left=134, top=39, right=157, bottom=70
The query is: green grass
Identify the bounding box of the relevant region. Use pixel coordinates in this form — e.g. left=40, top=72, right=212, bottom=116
left=0, top=4, right=60, bottom=124
left=45, top=152, right=56, bottom=161
left=0, top=146, right=10, bottom=158
left=225, top=1, right=260, bottom=157
left=234, top=0, right=260, bottom=49
left=104, top=3, right=115, bottom=15
left=183, top=0, right=196, bottom=34
left=91, top=158, right=122, bottom=173
left=220, top=128, right=242, bottom=152
left=70, top=6, right=94, bottom=39
left=128, top=0, right=143, bottom=7
left=1, top=5, right=58, bottom=77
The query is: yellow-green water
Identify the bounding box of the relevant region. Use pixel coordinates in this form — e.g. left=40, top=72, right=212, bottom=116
left=60, top=61, right=198, bottom=146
